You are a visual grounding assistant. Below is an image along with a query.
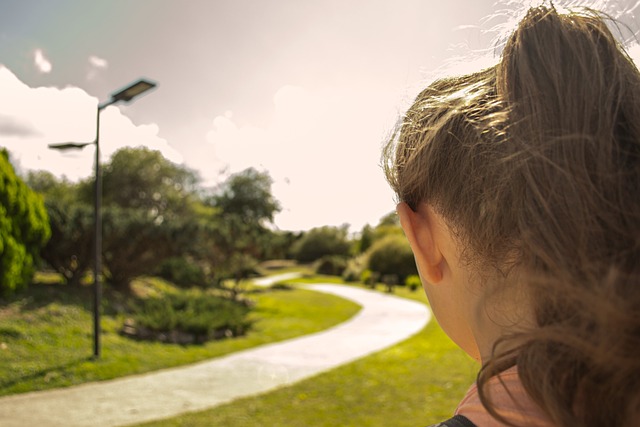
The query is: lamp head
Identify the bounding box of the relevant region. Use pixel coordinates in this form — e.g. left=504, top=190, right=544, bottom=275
left=48, top=142, right=94, bottom=150
left=110, top=79, right=157, bottom=103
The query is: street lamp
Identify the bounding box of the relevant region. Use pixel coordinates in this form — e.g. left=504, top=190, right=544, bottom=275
left=49, top=78, right=157, bottom=359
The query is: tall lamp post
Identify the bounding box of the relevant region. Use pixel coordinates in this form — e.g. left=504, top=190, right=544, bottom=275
left=49, top=78, right=157, bottom=359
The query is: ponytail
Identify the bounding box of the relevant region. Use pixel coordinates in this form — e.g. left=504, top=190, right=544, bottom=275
left=479, top=6, right=640, bottom=427
left=384, top=5, right=640, bottom=427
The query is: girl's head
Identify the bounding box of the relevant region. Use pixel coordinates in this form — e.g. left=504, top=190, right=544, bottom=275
left=384, top=5, right=640, bottom=427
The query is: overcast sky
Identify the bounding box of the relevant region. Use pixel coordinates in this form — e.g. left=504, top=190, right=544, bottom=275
left=1, top=0, right=639, bottom=232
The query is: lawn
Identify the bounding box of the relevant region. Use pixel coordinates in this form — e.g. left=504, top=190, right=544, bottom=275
left=136, top=281, right=478, bottom=427
left=0, top=275, right=360, bottom=396
left=0, top=274, right=478, bottom=425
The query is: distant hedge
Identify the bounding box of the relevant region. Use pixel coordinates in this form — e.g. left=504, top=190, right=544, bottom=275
left=291, top=226, right=350, bottom=263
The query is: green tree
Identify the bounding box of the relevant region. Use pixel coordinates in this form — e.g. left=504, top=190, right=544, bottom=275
left=262, top=230, right=300, bottom=260
left=77, top=147, right=203, bottom=290
left=101, top=206, right=199, bottom=291
left=291, top=225, right=351, bottom=263
left=373, top=211, right=404, bottom=242
left=26, top=170, right=78, bottom=206
left=0, top=150, right=50, bottom=294
left=40, top=201, right=93, bottom=287
left=378, top=211, right=399, bottom=227
left=26, top=171, right=92, bottom=286
left=193, top=214, right=261, bottom=299
left=211, top=168, right=281, bottom=226
left=353, top=224, right=374, bottom=254
left=196, top=168, right=282, bottom=298
left=80, top=147, right=199, bottom=220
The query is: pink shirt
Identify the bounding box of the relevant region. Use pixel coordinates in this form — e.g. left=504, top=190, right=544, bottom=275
left=455, top=367, right=555, bottom=427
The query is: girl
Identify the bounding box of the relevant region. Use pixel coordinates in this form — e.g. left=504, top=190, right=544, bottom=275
left=383, top=5, right=640, bottom=427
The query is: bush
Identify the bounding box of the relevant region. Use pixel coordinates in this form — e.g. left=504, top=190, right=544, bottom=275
left=269, top=283, right=293, bottom=291
left=366, top=234, right=417, bottom=285
left=405, top=275, right=422, bottom=292
left=314, top=255, right=348, bottom=276
left=157, top=257, right=206, bottom=287
left=360, top=269, right=379, bottom=288
left=134, top=296, right=178, bottom=332
left=128, top=292, right=252, bottom=344
left=381, top=274, right=399, bottom=293
left=342, top=254, right=367, bottom=282
left=291, top=226, right=351, bottom=263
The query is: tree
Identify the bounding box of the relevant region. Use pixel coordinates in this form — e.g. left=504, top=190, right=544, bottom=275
left=26, top=171, right=92, bottom=286
left=211, top=168, right=281, bottom=226
left=80, top=147, right=199, bottom=220
left=373, top=211, right=404, bottom=242
left=101, top=206, right=199, bottom=291
left=40, top=201, right=93, bottom=287
left=353, top=224, right=374, bottom=254
left=26, top=170, right=78, bottom=207
left=378, top=211, right=400, bottom=227
left=262, top=230, right=300, bottom=260
left=194, top=168, right=282, bottom=298
left=291, top=225, right=351, bottom=263
left=77, top=147, right=203, bottom=290
left=186, top=214, right=260, bottom=299
left=0, top=150, right=50, bottom=294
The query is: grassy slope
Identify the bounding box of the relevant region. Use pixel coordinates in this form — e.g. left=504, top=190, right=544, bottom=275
left=137, top=281, right=478, bottom=427
left=0, top=277, right=360, bottom=396
left=0, top=274, right=478, bottom=425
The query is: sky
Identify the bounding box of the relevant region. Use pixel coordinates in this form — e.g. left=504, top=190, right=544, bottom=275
left=1, top=0, right=639, bottom=232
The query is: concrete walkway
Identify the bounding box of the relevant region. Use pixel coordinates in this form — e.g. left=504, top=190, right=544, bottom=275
left=0, top=282, right=430, bottom=427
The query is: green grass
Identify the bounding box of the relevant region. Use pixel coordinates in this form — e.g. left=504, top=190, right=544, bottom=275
left=0, top=278, right=360, bottom=396
left=287, top=274, right=346, bottom=285
left=257, top=261, right=314, bottom=276
left=1, top=273, right=479, bottom=425
left=136, top=281, right=478, bottom=427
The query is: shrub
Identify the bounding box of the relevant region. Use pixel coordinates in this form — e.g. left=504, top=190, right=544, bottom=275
left=134, top=296, right=178, bottom=332
left=291, top=226, right=351, bottom=263
left=366, top=234, right=417, bottom=284
left=157, top=257, right=206, bottom=287
left=269, top=283, right=293, bottom=291
left=342, top=254, right=367, bottom=282
left=314, top=255, right=348, bottom=276
left=129, top=292, right=252, bottom=344
left=360, top=269, right=379, bottom=288
left=341, top=269, right=358, bottom=282
left=381, top=274, right=399, bottom=293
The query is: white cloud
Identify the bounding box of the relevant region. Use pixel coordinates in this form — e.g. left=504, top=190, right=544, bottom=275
left=34, top=49, right=52, bottom=73
left=627, top=43, right=640, bottom=68
left=88, top=55, right=108, bottom=69
left=87, top=55, right=108, bottom=80
left=203, top=84, right=400, bottom=232
left=0, top=66, right=181, bottom=181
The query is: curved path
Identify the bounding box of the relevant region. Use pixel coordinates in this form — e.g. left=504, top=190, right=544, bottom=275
left=0, top=282, right=430, bottom=427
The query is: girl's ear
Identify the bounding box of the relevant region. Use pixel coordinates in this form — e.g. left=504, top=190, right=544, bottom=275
left=397, top=202, right=444, bottom=284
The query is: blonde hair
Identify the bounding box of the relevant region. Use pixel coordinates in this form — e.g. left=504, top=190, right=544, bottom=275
left=384, top=5, right=640, bottom=427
